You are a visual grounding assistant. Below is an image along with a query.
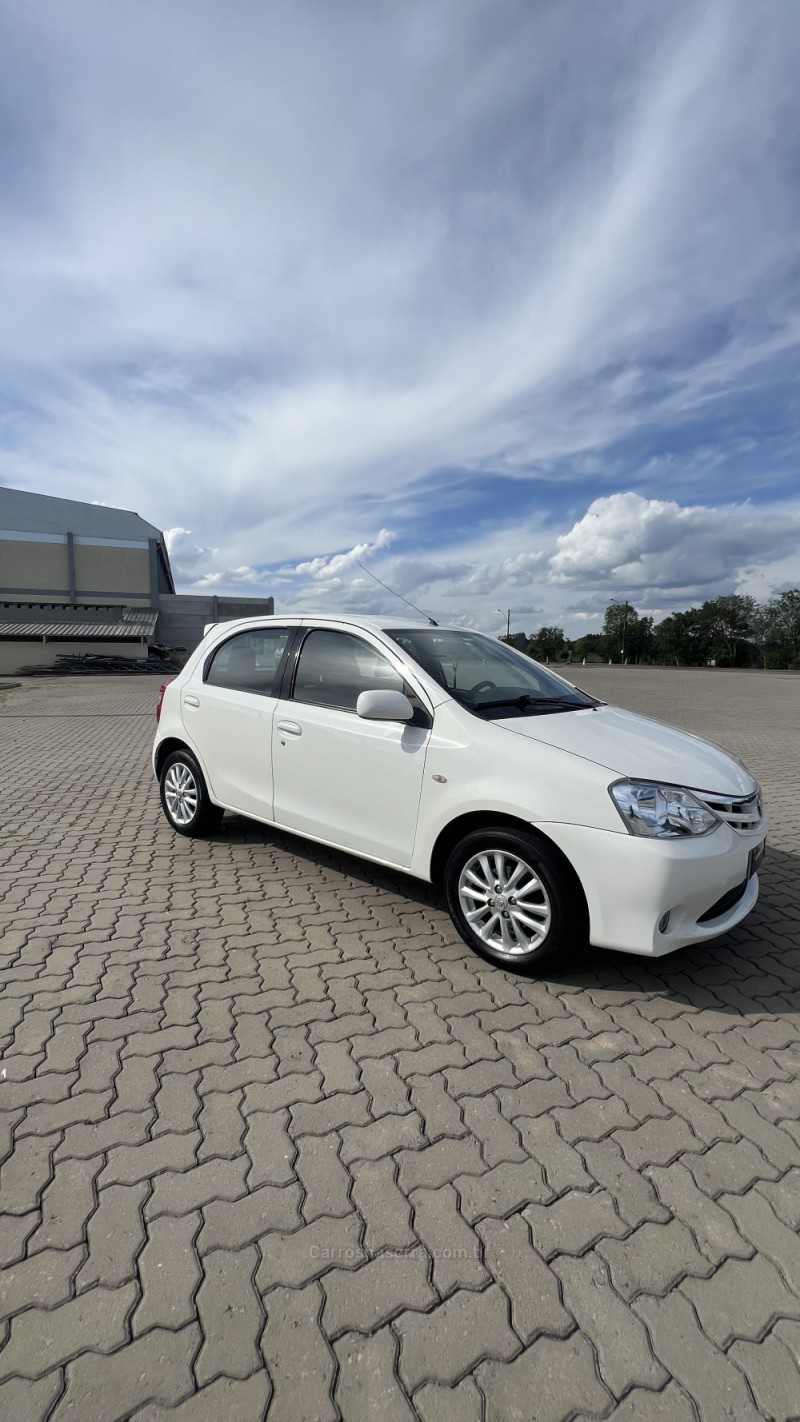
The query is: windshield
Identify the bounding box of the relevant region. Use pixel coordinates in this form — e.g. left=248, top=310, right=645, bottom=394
left=386, top=628, right=600, bottom=718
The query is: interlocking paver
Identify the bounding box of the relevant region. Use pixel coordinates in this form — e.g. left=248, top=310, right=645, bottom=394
left=397, top=1133, right=483, bottom=1191
left=647, top=1160, right=753, bottom=1263
left=597, top=1218, right=713, bottom=1299
left=0, top=1133, right=59, bottom=1216
left=722, top=1187, right=800, bottom=1294
left=198, top=1180, right=302, bottom=1250
left=101, top=1132, right=199, bottom=1186
left=2, top=669, right=799, bottom=1422
left=407, top=1075, right=466, bottom=1140
left=195, top=1246, right=262, bottom=1383
left=574, top=1381, right=699, bottom=1421
left=518, top=1114, right=593, bottom=1192
left=133, top=1372, right=271, bottom=1421
left=0, top=1244, right=82, bottom=1321
left=29, top=1153, right=103, bottom=1253
left=634, top=1292, right=762, bottom=1422
left=334, top=1328, right=416, bottom=1421
left=341, top=1110, right=424, bottom=1165
left=255, top=1212, right=365, bottom=1289
left=719, top=1095, right=799, bottom=1171
left=477, top=1332, right=613, bottom=1422
left=52, top=1324, right=200, bottom=1421
left=0, top=1375, right=63, bottom=1422
left=395, top=1283, right=518, bottom=1390
left=414, top=1377, right=483, bottom=1422
left=260, top=1281, right=336, bottom=1422
left=478, top=1213, right=571, bottom=1343
left=0, top=1211, right=38, bottom=1268
left=78, top=1180, right=148, bottom=1288
left=683, top=1253, right=800, bottom=1346
left=296, top=1132, right=352, bottom=1220
left=524, top=1188, right=627, bottom=1259
left=133, top=1211, right=202, bottom=1335
left=323, top=1249, right=436, bottom=1335
left=553, top=1250, right=667, bottom=1395
left=412, top=1184, right=487, bottom=1292
left=579, top=1136, right=670, bottom=1226
left=457, top=1157, right=550, bottom=1222
left=145, top=1155, right=249, bottom=1217
left=352, top=1155, right=416, bottom=1253
left=686, top=1137, right=781, bottom=1198
left=757, top=1169, right=800, bottom=1229
left=0, top=1282, right=137, bottom=1380
left=728, top=1332, right=800, bottom=1422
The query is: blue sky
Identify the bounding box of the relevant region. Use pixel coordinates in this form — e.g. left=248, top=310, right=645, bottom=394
left=1, top=0, right=799, bottom=635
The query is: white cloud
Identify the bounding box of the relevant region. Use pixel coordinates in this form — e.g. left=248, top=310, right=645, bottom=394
left=294, top=529, right=395, bottom=580
left=164, top=526, right=263, bottom=591
left=549, top=492, right=800, bottom=600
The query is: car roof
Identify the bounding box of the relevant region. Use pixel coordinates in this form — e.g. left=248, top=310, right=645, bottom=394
left=203, top=613, right=481, bottom=636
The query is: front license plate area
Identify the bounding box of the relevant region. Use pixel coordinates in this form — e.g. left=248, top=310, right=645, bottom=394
left=748, top=839, right=766, bottom=877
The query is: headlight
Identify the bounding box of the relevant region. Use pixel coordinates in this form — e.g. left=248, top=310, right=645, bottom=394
left=610, top=781, right=720, bottom=838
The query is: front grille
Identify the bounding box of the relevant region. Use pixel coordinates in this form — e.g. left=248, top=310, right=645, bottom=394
left=697, top=788, right=763, bottom=832
left=697, top=880, right=748, bottom=924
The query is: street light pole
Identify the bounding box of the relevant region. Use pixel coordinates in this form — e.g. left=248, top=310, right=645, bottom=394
left=497, top=608, right=511, bottom=640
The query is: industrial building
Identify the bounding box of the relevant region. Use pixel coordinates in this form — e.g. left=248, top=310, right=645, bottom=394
left=0, top=486, right=274, bottom=675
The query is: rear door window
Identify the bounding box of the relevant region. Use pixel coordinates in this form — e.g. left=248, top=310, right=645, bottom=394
left=205, top=628, right=290, bottom=695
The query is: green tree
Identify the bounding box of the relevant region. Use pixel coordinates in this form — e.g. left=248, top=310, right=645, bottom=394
left=701, top=595, right=756, bottom=666
left=528, top=625, right=566, bottom=662
left=748, top=601, right=781, bottom=668
left=572, top=633, right=604, bottom=662
left=653, top=609, right=711, bottom=666
left=772, top=589, right=800, bottom=666
left=601, top=601, right=652, bottom=662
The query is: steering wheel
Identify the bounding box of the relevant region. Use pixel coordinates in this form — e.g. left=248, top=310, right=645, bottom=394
left=468, top=679, right=497, bottom=696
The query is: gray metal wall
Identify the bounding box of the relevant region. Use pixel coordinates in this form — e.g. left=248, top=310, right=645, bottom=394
left=156, top=593, right=275, bottom=653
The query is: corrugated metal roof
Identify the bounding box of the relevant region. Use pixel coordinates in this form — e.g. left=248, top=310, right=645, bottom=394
left=0, top=609, right=158, bottom=640
left=0, top=485, right=162, bottom=541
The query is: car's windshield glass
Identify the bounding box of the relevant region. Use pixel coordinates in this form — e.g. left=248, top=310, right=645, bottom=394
left=385, top=629, right=599, bottom=718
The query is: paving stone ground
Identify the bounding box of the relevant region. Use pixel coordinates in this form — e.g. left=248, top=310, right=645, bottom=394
left=0, top=667, right=799, bottom=1422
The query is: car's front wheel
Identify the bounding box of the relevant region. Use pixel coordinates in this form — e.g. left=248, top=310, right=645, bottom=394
left=159, top=749, right=224, bottom=837
left=445, top=827, right=585, bottom=972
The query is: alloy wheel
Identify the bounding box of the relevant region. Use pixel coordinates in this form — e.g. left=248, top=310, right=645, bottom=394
left=164, top=762, right=199, bottom=827
left=457, top=849, right=552, bottom=957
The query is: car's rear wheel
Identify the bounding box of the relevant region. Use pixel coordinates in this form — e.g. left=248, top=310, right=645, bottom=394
left=159, top=749, right=223, bottom=837
left=444, top=827, right=585, bottom=972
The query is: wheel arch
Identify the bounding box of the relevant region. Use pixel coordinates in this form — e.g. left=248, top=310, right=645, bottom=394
left=429, top=811, right=589, bottom=925
left=154, top=736, right=193, bottom=778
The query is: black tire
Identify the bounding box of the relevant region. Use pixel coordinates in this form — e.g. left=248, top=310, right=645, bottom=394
left=444, top=827, right=586, bottom=973
left=159, top=748, right=224, bottom=838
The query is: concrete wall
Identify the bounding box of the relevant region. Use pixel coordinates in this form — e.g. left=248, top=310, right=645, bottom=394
left=0, top=639, right=145, bottom=676
left=72, top=544, right=151, bottom=603
left=1, top=532, right=156, bottom=605
left=0, top=540, right=71, bottom=599
left=157, top=593, right=275, bottom=653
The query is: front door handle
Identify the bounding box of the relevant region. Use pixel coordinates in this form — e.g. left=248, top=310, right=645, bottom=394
left=183, top=695, right=200, bottom=708
left=277, top=720, right=302, bottom=737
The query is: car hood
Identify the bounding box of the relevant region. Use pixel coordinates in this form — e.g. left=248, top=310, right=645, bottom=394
left=494, top=704, right=756, bottom=796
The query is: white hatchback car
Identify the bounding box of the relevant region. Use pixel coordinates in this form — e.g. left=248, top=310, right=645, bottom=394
left=153, top=615, right=766, bottom=971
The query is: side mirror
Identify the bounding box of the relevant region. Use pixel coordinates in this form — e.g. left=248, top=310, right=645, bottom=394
left=356, top=689, right=415, bottom=722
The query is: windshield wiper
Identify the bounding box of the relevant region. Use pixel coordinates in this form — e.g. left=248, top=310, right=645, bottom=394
left=474, top=694, right=585, bottom=712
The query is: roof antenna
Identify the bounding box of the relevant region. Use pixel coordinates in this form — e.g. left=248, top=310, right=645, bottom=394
left=356, top=562, right=438, bottom=626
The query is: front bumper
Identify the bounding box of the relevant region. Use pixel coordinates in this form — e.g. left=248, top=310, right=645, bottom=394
left=538, top=819, right=766, bottom=956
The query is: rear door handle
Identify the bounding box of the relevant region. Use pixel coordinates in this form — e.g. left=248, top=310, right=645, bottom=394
left=183, top=695, right=200, bottom=708
left=277, top=720, right=302, bottom=737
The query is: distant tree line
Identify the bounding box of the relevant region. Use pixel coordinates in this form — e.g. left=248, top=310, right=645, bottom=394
left=501, top=590, right=800, bottom=669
